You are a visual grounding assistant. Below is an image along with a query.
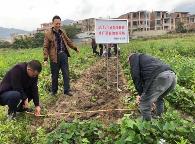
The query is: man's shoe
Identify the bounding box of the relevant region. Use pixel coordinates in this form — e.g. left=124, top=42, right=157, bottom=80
left=64, top=91, right=73, bottom=96
left=25, top=108, right=33, bottom=112
left=7, top=110, right=16, bottom=120
left=152, top=115, right=161, bottom=119
left=51, top=92, right=57, bottom=96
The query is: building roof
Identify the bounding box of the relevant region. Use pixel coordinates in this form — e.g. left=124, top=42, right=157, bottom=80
left=153, top=10, right=168, bottom=12
left=174, top=12, right=189, bottom=14
left=81, top=18, right=95, bottom=21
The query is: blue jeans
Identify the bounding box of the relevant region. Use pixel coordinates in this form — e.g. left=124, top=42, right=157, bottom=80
left=140, top=70, right=177, bottom=121
left=0, top=91, right=32, bottom=113
left=50, top=52, right=70, bottom=94
left=0, top=91, right=22, bottom=112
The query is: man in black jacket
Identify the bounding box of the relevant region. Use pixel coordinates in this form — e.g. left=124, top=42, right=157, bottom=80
left=128, top=53, right=176, bottom=121
left=0, top=60, right=42, bottom=119
left=91, top=38, right=99, bottom=55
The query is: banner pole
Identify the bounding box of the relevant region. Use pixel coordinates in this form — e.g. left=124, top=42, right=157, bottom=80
left=107, top=44, right=109, bottom=90
left=116, top=44, right=122, bottom=91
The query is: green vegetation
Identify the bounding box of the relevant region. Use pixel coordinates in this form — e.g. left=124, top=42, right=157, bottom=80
left=120, top=36, right=195, bottom=116
left=63, top=25, right=81, bottom=39
left=0, top=24, right=81, bottom=49
left=0, top=35, right=195, bottom=143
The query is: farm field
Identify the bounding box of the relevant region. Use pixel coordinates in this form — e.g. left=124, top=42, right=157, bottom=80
left=0, top=36, right=195, bottom=143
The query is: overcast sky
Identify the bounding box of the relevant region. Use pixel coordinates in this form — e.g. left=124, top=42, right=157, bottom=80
left=0, top=0, right=194, bottom=31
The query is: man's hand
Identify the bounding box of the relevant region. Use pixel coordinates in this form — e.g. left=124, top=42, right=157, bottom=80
left=136, top=95, right=141, bottom=105
left=43, top=61, right=48, bottom=66
left=34, top=106, right=41, bottom=116
left=151, top=103, right=156, bottom=112
left=23, top=98, right=29, bottom=109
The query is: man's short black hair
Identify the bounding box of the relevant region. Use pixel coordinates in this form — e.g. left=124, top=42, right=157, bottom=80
left=52, top=15, right=61, bottom=22
left=27, top=60, right=42, bottom=73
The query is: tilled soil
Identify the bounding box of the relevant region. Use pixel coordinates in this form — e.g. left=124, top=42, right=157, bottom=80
left=31, top=58, right=132, bottom=131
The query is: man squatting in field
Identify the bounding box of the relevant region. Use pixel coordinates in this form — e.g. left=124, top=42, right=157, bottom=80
left=0, top=60, right=42, bottom=119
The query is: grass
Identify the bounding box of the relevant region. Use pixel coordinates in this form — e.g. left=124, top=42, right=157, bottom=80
left=1, top=35, right=195, bottom=143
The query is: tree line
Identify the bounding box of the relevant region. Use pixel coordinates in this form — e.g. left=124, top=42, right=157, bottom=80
left=0, top=25, right=81, bottom=49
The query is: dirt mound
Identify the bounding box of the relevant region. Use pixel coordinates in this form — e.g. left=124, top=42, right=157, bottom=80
left=40, top=58, right=131, bottom=131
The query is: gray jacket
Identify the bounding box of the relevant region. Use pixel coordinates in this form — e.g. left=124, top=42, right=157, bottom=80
left=129, top=53, right=173, bottom=95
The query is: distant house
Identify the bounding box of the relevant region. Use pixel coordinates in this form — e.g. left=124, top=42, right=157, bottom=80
left=150, top=11, right=171, bottom=31
left=74, top=18, right=95, bottom=32
left=118, top=11, right=150, bottom=35
left=188, top=14, right=195, bottom=30
left=118, top=10, right=195, bottom=34
left=170, top=12, right=190, bottom=30
left=37, top=22, right=52, bottom=33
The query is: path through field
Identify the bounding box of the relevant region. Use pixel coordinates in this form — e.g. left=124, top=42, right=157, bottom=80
left=30, top=58, right=134, bottom=132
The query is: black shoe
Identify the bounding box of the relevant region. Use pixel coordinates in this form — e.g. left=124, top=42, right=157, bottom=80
left=51, top=92, right=57, bottom=96
left=64, top=91, right=73, bottom=96
left=26, top=108, right=33, bottom=112
left=7, top=110, right=16, bottom=120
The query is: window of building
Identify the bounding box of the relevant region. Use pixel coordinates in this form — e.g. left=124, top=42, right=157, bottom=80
left=147, top=13, right=149, bottom=18
left=164, top=19, right=169, bottom=24
left=190, top=18, right=195, bottom=23
left=156, top=20, right=161, bottom=25
left=133, top=21, right=137, bottom=26
left=156, top=27, right=161, bottom=30
left=133, top=13, right=137, bottom=18
left=144, top=21, right=149, bottom=25
left=164, top=26, right=169, bottom=30
left=128, top=22, right=131, bottom=26
left=156, top=12, right=161, bottom=17
left=162, top=14, right=164, bottom=18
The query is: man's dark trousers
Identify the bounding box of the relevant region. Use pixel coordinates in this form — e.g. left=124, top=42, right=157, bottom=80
left=50, top=52, right=70, bottom=94
left=0, top=91, right=33, bottom=112
left=0, top=91, right=22, bottom=113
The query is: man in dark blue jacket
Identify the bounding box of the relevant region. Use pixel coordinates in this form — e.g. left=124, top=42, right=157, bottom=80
left=0, top=60, right=42, bottom=119
left=129, top=53, right=176, bottom=121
